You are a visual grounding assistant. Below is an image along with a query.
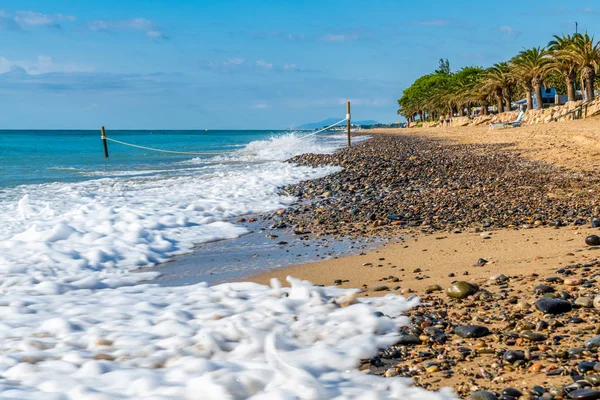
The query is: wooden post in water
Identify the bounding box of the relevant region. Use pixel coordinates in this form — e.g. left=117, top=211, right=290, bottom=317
left=346, top=101, right=351, bottom=148
left=101, top=126, right=109, bottom=158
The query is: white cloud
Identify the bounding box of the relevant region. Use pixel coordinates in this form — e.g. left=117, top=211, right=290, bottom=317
left=0, top=55, right=92, bottom=75
left=0, top=10, right=75, bottom=30
left=248, top=31, right=305, bottom=41
left=88, top=17, right=167, bottom=39
left=206, top=58, right=246, bottom=71
left=498, top=26, right=521, bottom=38
left=415, top=19, right=449, bottom=26
left=256, top=60, right=273, bottom=69
left=14, top=11, right=75, bottom=26
left=318, top=33, right=359, bottom=43
left=283, top=64, right=296, bottom=70
left=252, top=103, right=269, bottom=109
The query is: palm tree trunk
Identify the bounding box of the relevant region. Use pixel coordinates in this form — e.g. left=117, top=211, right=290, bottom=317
left=495, top=88, right=503, bottom=113
left=504, top=86, right=512, bottom=111
left=525, top=83, right=533, bottom=111
left=584, top=67, right=595, bottom=101
left=418, top=110, right=424, bottom=122
left=533, top=78, right=543, bottom=110
left=566, top=71, right=576, bottom=102
left=482, top=101, right=488, bottom=115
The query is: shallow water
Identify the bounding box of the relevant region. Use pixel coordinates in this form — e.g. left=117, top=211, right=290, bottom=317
left=0, top=129, right=353, bottom=292
left=145, top=214, right=384, bottom=286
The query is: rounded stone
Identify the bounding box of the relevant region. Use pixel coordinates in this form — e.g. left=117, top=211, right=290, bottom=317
left=534, top=284, right=555, bottom=294
left=503, top=350, right=525, bottom=364
left=468, top=391, right=498, bottom=400
left=576, top=297, right=594, bottom=308
left=446, top=281, right=478, bottom=299
left=395, top=334, right=421, bottom=345
left=520, top=331, right=546, bottom=342
left=579, top=362, right=596, bottom=374
left=585, top=375, right=600, bottom=386
left=568, top=389, right=600, bottom=400
left=371, top=285, right=389, bottom=292
left=593, top=295, right=600, bottom=309
left=454, top=325, right=491, bottom=338
left=586, top=235, right=600, bottom=246
left=585, top=335, right=600, bottom=349
left=535, top=298, right=573, bottom=314
left=501, top=388, right=522, bottom=398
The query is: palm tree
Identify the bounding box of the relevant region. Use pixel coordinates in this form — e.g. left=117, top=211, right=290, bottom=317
left=511, top=47, right=552, bottom=110
left=482, top=63, right=512, bottom=113
left=558, top=33, right=600, bottom=101
left=548, top=34, right=578, bottom=101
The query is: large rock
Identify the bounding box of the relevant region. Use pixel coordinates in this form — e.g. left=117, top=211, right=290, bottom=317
left=585, top=335, right=600, bottom=349
left=446, top=281, right=478, bottom=299
left=535, top=298, right=572, bottom=314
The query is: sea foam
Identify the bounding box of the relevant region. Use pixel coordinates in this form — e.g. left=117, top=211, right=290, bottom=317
left=0, top=277, right=456, bottom=399
left=0, top=134, right=341, bottom=294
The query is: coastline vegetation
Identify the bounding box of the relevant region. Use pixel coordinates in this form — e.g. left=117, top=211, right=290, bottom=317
left=397, top=33, right=600, bottom=122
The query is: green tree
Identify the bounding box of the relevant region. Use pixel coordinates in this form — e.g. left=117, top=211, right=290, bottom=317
left=481, top=62, right=513, bottom=112
left=511, top=47, right=552, bottom=110
left=548, top=34, right=579, bottom=101
left=557, top=33, right=600, bottom=101
left=435, top=59, right=451, bottom=75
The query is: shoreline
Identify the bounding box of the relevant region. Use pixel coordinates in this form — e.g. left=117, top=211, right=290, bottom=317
left=141, top=210, right=385, bottom=287
left=247, top=122, right=600, bottom=397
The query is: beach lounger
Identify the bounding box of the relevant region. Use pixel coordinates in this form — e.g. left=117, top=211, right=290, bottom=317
left=489, top=110, right=525, bottom=130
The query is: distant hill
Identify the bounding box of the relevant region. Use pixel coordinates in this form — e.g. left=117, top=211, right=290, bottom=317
left=298, top=118, right=378, bottom=129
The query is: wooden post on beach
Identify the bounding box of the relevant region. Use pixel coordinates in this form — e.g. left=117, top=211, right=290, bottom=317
left=346, top=101, right=351, bottom=148
left=101, top=126, right=109, bottom=158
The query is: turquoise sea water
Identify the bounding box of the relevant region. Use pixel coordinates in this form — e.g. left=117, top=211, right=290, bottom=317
left=0, top=130, right=292, bottom=188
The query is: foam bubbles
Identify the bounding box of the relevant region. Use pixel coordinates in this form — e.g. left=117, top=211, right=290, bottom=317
left=0, top=134, right=346, bottom=293
left=0, top=278, right=456, bottom=399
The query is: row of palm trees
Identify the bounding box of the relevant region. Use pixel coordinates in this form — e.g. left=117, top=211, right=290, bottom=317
left=398, top=33, right=600, bottom=122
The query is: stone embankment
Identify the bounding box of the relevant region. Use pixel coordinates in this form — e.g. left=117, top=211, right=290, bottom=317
left=410, top=98, right=600, bottom=129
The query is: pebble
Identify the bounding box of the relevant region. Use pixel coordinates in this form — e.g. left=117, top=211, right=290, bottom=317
left=371, top=286, right=390, bottom=292
left=446, top=281, right=478, bottom=299
left=454, top=325, right=491, bottom=338
left=535, top=298, right=573, bottom=314
left=586, top=236, right=600, bottom=246
left=501, top=388, right=523, bottom=398
left=520, top=331, right=546, bottom=342
left=503, top=350, right=525, bottom=364
left=424, top=284, right=442, bottom=294
left=576, top=297, right=593, bottom=308
left=568, top=389, right=600, bottom=400
left=469, top=391, right=499, bottom=400
left=585, top=335, right=600, bottom=349
left=490, top=273, right=508, bottom=283
left=534, top=284, right=555, bottom=294
left=395, top=334, right=421, bottom=345
left=565, top=278, right=583, bottom=286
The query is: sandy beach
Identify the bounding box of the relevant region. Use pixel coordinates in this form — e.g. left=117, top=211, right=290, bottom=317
left=250, top=117, right=600, bottom=398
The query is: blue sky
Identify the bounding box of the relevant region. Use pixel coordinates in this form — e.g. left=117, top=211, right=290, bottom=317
left=0, top=1, right=598, bottom=129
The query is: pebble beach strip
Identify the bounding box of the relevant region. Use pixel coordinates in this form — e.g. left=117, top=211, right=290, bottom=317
left=281, top=134, right=600, bottom=236
left=275, top=134, right=600, bottom=399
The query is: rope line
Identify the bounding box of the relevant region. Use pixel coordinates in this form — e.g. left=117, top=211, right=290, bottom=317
left=105, top=137, right=235, bottom=156
left=104, top=115, right=349, bottom=156
left=298, top=117, right=348, bottom=139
